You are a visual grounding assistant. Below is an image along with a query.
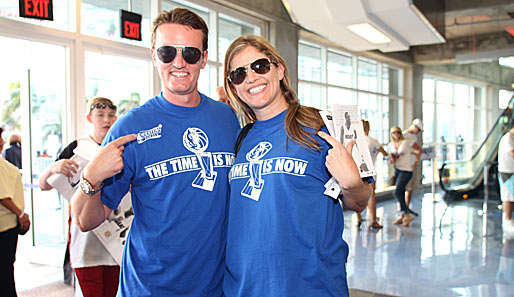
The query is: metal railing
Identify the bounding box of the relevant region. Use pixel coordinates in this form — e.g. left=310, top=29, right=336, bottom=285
left=440, top=95, right=514, bottom=194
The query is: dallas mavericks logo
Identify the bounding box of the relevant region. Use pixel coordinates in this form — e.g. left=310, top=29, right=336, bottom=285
left=137, top=124, right=162, bottom=144
left=183, top=127, right=217, bottom=191
left=241, top=142, right=272, bottom=201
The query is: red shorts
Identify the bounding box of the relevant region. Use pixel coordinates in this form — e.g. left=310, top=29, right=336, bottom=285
left=74, top=265, right=120, bottom=297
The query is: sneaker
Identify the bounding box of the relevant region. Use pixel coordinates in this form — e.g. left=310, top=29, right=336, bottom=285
left=503, top=219, right=514, bottom=232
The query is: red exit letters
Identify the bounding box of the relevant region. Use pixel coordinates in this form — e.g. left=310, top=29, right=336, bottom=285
left=124, top=21, right=140, bottom=40
left=24, top=0, right=50, bottom=18
left=120, top=10, right=142, bottom=41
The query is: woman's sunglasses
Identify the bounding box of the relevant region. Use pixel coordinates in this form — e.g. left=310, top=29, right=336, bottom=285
left=156, top=45, right=203, bottom=64
left=228, top=58, right=274, bottom=85
left=391, top=131, right=402, bottom=135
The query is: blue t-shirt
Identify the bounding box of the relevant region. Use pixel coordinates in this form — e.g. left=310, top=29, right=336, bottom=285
left=101, top=92, right=240, bottom=297
left=225, top=110, right=349, bottom=297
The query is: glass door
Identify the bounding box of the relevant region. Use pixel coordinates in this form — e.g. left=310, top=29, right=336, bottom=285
left=0, top=36, right=67, bottom=257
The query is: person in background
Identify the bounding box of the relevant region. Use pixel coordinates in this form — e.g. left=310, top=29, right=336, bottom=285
left=3, top=134, right=21, bottom=170
left=388, top=126, right=422, bottom=227
left=71, top=8, right=239, bottom=297
left=216, top=86, right=230, bottom=106
left=0, top=127, right=30, bottom=297
left=39, top=97, right=120, bottom=297
left=223, top=34, right=370, bottom=297
left=498, top=123, right=514, bottom=233
left=403, top=118, right=423, bottom=214
left=356, top=119, right=387, bottom=229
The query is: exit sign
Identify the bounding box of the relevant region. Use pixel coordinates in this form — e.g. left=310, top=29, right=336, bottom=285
left=19, top=0, right=53, bottom=21
left=120, top=10, right=142, bottom=41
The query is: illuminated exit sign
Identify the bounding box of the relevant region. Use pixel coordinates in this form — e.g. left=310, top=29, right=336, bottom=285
left=120, top=10, right=142, bottom=41
left=19, top=0, right=53, bottom=21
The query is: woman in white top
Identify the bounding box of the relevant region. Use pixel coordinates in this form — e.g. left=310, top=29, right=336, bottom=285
left=356, top=120, right=388, bottom=229
left=387, top=126, right=422, bottom=227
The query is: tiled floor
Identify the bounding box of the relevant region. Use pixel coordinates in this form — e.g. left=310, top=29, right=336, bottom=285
left=14, top=187, right=514, bottom=297
left=345, top=188, right=513, bottom=297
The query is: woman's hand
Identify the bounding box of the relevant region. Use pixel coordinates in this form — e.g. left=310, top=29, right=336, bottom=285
left=317, top=131, right=362, bottom=189
left=318, top=131, right=370, bottom=212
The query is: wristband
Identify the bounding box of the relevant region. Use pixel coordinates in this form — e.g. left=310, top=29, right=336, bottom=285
left=18, top=211, right=25, bottom=219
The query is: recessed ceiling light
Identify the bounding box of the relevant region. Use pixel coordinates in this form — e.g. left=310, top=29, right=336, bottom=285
left=347, top=23, right=391, bottom=44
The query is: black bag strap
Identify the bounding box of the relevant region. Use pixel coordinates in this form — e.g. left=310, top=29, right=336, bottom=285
left=235, top=123, right=254, bottom=156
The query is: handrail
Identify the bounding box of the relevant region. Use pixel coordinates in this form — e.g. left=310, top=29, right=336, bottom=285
left=440, top=94, right=514, bottom=193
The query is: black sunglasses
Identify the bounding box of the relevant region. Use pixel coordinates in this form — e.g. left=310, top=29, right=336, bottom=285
left=391, top=131, right=401, bottom=134
left=228, top=58, right=275, bottom=85
left=156, top=45, right=203, bottom=64
left=90, top=102, right=117, bottom=112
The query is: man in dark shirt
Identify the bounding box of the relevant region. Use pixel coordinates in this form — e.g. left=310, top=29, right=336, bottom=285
left=3, top=135, right=21, bottom=169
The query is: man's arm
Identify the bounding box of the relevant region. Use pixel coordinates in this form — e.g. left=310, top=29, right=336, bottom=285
left=0, top=197, right=30, bottom=231
left=318, top=131, right=371, bottom=212
left=379, top=146, right=388, bottom=156
left=71, top=134, right=136, bottom=232
left=411, top=142, right=422, bottom=169
left=509, top=149, right=514, bottom=158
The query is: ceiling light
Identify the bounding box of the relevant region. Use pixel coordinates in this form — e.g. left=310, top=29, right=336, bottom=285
left=347, top=23, right=391, bottom=44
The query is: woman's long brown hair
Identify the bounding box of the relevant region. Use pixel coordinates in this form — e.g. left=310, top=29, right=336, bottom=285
left=223, top=35, right=324, bottom=150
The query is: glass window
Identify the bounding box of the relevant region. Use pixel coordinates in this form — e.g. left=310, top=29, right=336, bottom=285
left=81, top=0, right=151, bottom=45
left=422, top=78, right=435, bottom=102
left=357, top=58, right=377, bottom=92
left=436, top=80, right=452, bottom=103
left=298, top=82, right=322, bottom=108
left=499, top=89, right=514, bottom=109
left=85, top=51, right=151, bottom=116
left=0, top=0, right=70, bottom=31
left=298, top=43, right=322, bottom=82
left=382, top=66, right=401, bottom=96
left=454, top=84, right=470, bottom=106
left=327, top=51, right=352, bottom=87
left=328, top=87, right=356, bottom=107
left=218, top=15, right=258, bottom=63
left=422, top=102, right=434, bottom=143
left=381, top=97, right=390, bottom=143
left=436, top=104, right=454, bottom=141
left=358, top=93, right=379, bottom=130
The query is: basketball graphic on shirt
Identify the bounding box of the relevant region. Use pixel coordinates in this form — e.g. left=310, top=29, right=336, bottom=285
left=242, top=141, right=272, bottom=201
left=246, top=142, right=272, bottom=161
left=183, top=127, right=209, bottom=153
left=182, top=127, right=217, bottom=191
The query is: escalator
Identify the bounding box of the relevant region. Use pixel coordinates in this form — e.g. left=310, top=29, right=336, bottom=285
left=439, top=95, right=514, bottom=198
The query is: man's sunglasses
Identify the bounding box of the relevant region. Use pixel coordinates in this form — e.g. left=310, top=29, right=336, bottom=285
left=228, top=58, right=275, bottom=85
left=91, top=102, right=117, bottom=112
left=156, top=45, right=203, bottom=64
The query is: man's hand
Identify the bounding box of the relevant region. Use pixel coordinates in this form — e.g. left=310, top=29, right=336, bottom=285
left=82, top=134, right=137, bottom=188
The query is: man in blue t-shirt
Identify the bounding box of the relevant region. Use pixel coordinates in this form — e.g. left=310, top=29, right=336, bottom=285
left=71, top=8, right=240, bottom=297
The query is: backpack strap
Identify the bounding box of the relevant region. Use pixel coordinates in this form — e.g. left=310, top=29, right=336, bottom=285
left=235, top=123, right=254, bottom=156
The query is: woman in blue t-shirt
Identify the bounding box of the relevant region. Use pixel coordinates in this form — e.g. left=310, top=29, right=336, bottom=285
left=222, top=35, right=371, bottom=297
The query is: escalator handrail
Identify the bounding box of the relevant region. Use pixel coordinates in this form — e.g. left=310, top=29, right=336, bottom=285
left=440, top=94, right=514, bottom=193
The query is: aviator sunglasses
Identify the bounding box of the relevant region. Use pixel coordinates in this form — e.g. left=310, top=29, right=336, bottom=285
left=156, top=45, right=203, bottom=64
left=228, top=58, right=275, bottom=85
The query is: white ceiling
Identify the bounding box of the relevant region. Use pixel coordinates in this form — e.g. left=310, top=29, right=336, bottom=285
left=282, top=0, right=445, bottom=52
